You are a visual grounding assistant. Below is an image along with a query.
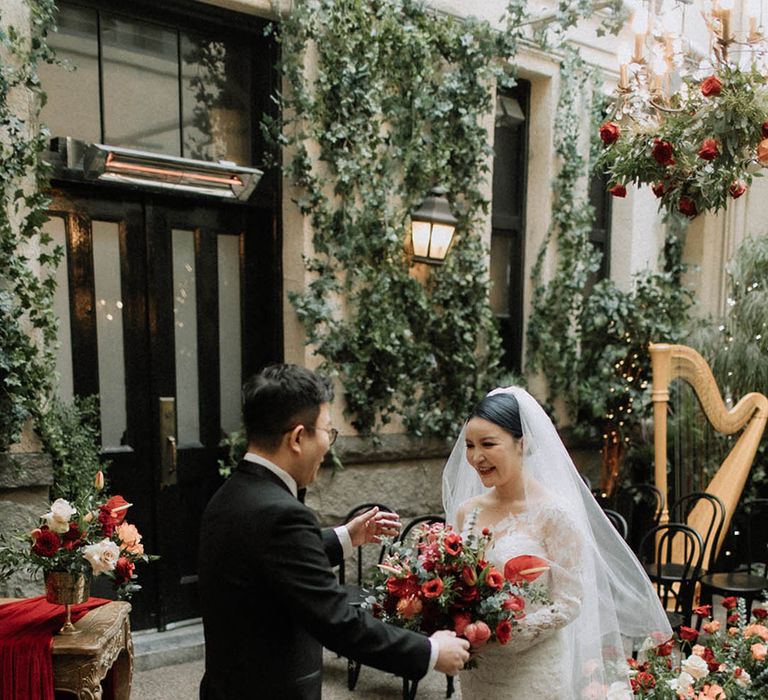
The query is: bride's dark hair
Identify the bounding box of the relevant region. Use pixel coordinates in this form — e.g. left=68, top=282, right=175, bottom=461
left=470, top=393, right=522, bottom=439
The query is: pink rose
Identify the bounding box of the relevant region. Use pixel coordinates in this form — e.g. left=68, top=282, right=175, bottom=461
left=744, top=623, right=768, bottom=641
left=751, top=643, right=767, bottom=660
left=464, top=621, right=491, bottom=647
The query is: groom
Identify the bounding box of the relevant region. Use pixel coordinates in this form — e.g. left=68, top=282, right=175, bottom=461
left=198, top=363, right=469, bottom=699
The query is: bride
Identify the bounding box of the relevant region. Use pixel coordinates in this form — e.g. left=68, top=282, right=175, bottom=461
left=442, top=387, right=671, bottom=699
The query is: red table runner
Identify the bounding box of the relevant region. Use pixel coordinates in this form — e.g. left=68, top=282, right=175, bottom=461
left=0, top=595, right=110, bottom=700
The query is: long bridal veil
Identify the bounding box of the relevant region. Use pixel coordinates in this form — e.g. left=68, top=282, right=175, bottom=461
left=442, top=386, right=672, bottom=697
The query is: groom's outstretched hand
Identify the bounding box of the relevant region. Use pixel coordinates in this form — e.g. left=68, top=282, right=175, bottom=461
left=346, top=506, right=402, bottom=546
left=431, top=630, right=471, bottom=675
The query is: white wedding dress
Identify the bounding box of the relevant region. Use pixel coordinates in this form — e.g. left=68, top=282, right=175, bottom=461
left=459, top=501, right=583, bottom=700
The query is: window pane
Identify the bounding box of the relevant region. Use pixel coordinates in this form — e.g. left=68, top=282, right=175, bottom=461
left=92, top=221, right=127, bottom=448
left=40, top=4, right=101, bottom=143
left=102, top=15, right=180, bottom=154
left=47, top=216, right=74, bottom=403
left=490, top=233, right=512, bottom=316
left=172, top=229, right=200, bottom=444
left=181, top=32, right=252, bottom=164
left=218, top=235, right=242, bottom=435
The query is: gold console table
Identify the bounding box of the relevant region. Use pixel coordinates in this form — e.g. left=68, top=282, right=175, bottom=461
left=0, top=598, right=133, bottom=699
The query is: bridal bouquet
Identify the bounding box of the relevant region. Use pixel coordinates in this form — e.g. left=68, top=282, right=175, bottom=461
left=0, top=471, right=153, bottom=598
left=364, top=514, right=550, bottom=661
left=629, top=599, right=768, bottom=699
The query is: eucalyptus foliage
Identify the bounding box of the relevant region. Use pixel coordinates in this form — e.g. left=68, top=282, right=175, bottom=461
left=0, top=0, right=60, bottom=451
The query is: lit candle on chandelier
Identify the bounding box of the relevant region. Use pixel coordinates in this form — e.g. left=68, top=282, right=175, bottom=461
left=719, top=0, right=734, bottom=41
left=631, top=8, right=649, bottom=61
left=617, top=44, right=631, bottom=89
left=747, top=0, right=761, bottom=41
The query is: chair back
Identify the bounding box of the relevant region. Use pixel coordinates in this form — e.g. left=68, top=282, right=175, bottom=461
left=639, top=523, right=704, bottom=625
left=669, top=491, right=726, bottom=571
left=339, top=502, right=394, bottom=586
left=614, top=482, right=664, bottom=553
left=602, top=508, right=629, bottom=541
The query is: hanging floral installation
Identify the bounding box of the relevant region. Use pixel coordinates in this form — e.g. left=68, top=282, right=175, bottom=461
left=598, top=0, right=768, bottom=218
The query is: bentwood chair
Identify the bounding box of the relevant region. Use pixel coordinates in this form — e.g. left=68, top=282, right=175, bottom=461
left=602, top=508, right=629, bottom=541
left=339, top=502, right=395, bottom=691
left=698, top=498, right=768, bottom=621
left=614, top=483, right=664, bottom=554
left=640, top=523, right=704, bottom=629
left=668, top=491, right=726, bottom=578
left=397, top=514, right=454, bottom=700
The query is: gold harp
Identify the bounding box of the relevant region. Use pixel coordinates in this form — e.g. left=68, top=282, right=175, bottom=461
left=650, top=343, right=768, bottom=565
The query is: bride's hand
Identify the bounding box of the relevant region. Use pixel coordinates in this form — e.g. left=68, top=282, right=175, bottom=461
left=346, top=506, right=402, bottom=546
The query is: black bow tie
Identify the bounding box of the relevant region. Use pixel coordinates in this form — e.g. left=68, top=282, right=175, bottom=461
left=297, top=487, right=307, bottom=504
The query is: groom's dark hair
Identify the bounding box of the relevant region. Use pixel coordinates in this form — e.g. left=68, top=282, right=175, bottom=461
left=470, top=393, right=523, bottom=439
left=242, top=364, right=334, bottom=449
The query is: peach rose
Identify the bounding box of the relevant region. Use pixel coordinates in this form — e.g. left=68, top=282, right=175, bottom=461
left=758, top=138, right=768, bottom=166
left=703, top=620, right=721, bottom=634
left=464, top=621, right=491, bottom=647
left=116, top=522, right=144, bottom=555
left=751, top=643, right=766, bottom=661
left=744, top=624, right=768, bottom=641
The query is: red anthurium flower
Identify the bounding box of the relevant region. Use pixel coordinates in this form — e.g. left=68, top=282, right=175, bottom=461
left=503, top=555, right=550, bottom=584
left=678, top=197, right=698, bottom=218
left=729, top=180, right=747, bottom=199
left=698, top=138, right=720, bottom=161
left=679, top=626, right=699, bottom=642
left=651, top=138, right=675, bottom=166
left=421, top=577, right=444, bottom=599
left=700, top=75, right=722, bottom=97
left=608, top=183, right=627, bottom=198
left=599, top=121, right=620, bottom=145
left=722, top=596, right=738, bottom=610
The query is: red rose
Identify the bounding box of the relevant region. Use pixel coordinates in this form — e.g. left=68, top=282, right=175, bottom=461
left=728, top=613, right=740, bottom=624
left=651, top=139, right=675, bottom=166
left=443, top=533, right=462, bottom=557
left=503, top=594, right=525, bottom=613
left=722, top=596, right=738, bottom=610
left=698, top=138, right=719, bottom=161
left=608, top=184, right=627, bottom=198
left=678, top=196, right=698, bottom=217
left=496, top=619, right=513, bottom=645
left=31, top=526, right=61, bottom=557
left=762, top=122, right=768, bottom=139
left=701, top=646, right=720, bottom=672
left=656, top=640, right=673, bottom=657
left=114, top=556, right=135, bottom=585
left=679, top=626, right=699, bottom=642
left=599, top=121, right=620, bottom=145
left=651, top=182, right=666, bottom=198
left=421, top=577, right=444, bottom=599
left=695, top=604, right=713, bottom=618
left=452, top=611, right=472, bottom=636
left=631, top=671, right=656, bottom=691
left=701, top=75, right=722, bottom=97
left=464, top=621, right=491, bottom=647
left=62, top=522, right=84, bottom=551
left=729, top=180, right=747, bottom=199
left=485, top=568, right=504, bottom=591
left=753, top=608, right=768, bottom=620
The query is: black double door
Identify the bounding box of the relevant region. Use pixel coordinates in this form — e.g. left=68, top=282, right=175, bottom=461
left=47, top=187, right=280, bottom=629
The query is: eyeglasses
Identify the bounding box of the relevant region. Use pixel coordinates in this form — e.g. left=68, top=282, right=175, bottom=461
left=315, top=426, right=339, bottom=446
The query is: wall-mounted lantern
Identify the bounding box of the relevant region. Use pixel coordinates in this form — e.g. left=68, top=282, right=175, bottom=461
left=409, top=186, right=458, bottom=264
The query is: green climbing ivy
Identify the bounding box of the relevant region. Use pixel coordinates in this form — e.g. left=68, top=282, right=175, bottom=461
left=267, top=0, right=626, bottom=438
left=0, top=0, right=60, bottom=451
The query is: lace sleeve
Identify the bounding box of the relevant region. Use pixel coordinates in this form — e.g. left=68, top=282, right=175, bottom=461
left=503, top=503, right=584, bottom=652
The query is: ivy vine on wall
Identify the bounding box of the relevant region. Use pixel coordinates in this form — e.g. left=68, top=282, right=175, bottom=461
left=0, top=0, right=60, bottom=451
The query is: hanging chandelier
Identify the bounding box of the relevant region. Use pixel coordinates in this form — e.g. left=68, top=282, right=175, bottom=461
left=599, top=0, right=768, bottom=218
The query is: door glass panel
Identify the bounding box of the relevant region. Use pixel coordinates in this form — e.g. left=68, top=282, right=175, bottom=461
left=490, top=233, right=512, bottom=316
left=39, top=4, right=101, bottom=143
left=217, top=235, right=241, bottom=435
left=181, top=33, right=252, bottom=165
left=92, top=221, right=127, bottom=447
left=101, top=15, right=180, bottom=154
left=47, top=216, right=74, bottom=403
left=172, top=229, right=200, bottom=444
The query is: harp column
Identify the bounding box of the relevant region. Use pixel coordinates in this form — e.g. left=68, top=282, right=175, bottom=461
left=649, top=343, right=672, bottom=526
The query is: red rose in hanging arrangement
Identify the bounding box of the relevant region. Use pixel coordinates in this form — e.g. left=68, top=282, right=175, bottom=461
left=608, top=183, right=627, bottom=197
left=698, top=138, right=720, bottom=161
left=729, top=180, right=746, bottom=199
left=700, top=75, right=723, bottom=97
left=599, top=121, right=620, bottom=145
left=651, top=139, right=675, bottom=166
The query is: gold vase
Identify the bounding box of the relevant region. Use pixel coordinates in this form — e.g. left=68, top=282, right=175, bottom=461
left=44, top=571, right=91, bottom=635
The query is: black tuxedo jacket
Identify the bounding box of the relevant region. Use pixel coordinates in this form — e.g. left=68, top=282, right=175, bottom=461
left=198, top=460, right=431, bottom=699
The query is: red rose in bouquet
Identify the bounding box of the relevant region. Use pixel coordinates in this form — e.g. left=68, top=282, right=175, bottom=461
left=365, top=516, right=551, bottom=667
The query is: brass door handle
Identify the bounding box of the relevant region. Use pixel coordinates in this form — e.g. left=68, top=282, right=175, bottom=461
left=159, top=397, right=178, bottom=488
left=167, top=435, right=177, bottom=473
